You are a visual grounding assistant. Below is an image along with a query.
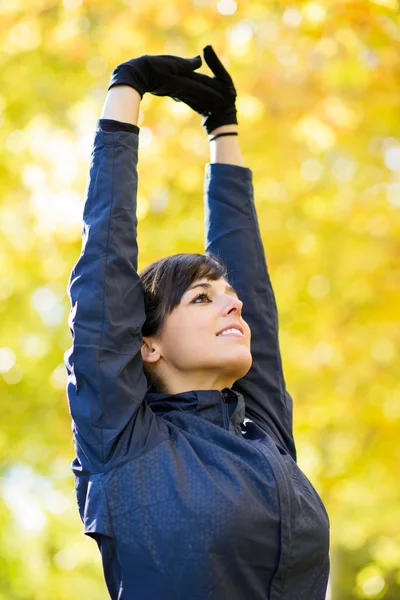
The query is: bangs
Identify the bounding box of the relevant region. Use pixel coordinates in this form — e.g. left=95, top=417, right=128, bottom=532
left=167, top=253, right=228, bottom=314
left=139, top=252, right=229, bottom=337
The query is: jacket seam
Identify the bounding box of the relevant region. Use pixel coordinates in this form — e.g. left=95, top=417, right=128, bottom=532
left=98, top=141, right=115, bottom=466
left=207, top=189, right=251, bottom=217
left=252, top=441, right=292, bottom=595
left=78, top=424, right=182, bottom=476
left=247, top=187, right=292, bottom=425
left=206, top=178, right=293, bottom=439
left=95, top=131, right=139, bottom=150
left=101, top=473, right=117, bottom=539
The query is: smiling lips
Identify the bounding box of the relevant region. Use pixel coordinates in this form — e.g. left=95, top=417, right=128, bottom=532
left=216, top=322, right=245, bottom=337
left=217, top=327, right=245, bottom=338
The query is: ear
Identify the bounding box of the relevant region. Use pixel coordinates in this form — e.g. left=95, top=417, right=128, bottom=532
left=141, top=338, right=161, bottom=365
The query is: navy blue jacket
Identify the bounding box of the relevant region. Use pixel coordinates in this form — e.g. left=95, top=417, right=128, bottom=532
left=65, top=121, right=330, bottom=599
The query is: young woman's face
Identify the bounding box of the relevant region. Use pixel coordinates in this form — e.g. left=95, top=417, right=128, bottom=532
left=145, top=277, right=252, bottom=389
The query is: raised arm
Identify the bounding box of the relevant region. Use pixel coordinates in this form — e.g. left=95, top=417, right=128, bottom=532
left=65, top=54, right=222, bottom=474
left=64, top=86, right=153, bottom=473
left=204, top=127, right=297, bottom=461
left=158, top=44, right=296, bottom=459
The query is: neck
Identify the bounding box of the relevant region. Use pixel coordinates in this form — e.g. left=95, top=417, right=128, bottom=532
left=156, top=366, right=235, bottom=396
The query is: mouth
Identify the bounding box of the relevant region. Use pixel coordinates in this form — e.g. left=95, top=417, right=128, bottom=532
left=216, top=324, right=245, bottom=338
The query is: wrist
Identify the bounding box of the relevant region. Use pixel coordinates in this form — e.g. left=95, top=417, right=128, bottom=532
left=208, top=124, right=238, bottom=137
left=101, top=86, right=141, bottom=126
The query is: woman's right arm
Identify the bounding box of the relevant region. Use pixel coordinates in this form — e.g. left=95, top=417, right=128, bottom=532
left=205, top=129, right=296, bottom=461
left=101, top=85, right=141, bottom=124
left=65, top=86, right=157, bottom=473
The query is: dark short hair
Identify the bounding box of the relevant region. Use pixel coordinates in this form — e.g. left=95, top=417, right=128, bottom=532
left=138, top=252, right=229, bottom=392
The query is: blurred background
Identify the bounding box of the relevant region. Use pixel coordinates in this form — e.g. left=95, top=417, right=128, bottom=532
left=1, top=0, right=399, bottom=598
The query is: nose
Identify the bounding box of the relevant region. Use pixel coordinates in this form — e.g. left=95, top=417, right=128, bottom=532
left=222, top=295, right=243, bottom=317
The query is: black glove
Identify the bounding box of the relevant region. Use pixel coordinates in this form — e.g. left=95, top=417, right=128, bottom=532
left=170, top=45, right=238, bottom=134
left=108, top=53, right=224, bottom=108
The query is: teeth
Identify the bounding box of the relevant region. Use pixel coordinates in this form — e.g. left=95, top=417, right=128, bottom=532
left=218, top=328, right=243, bottom=336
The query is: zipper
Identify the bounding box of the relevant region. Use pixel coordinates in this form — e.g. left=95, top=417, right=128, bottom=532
left=221, top=390, right=230, bottom=430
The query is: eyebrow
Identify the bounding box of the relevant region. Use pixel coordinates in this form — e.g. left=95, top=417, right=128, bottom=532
left=186, top=282, right=239, bottom=296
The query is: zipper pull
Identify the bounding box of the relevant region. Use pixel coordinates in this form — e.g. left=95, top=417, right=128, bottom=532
left=221, top=387, right=236, bottom=402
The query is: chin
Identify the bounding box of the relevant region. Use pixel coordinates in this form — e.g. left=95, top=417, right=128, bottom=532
left=226, top=351, right=253, bottom=381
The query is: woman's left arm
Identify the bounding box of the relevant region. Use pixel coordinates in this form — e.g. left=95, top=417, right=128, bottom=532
left=205, top=126, right=297, bottom=461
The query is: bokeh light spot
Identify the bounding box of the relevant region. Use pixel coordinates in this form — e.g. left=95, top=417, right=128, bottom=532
left=86, top=56, right=108, bottom=78
left=227, top=21, right=254, bottom=45
left=332, top=157, right=355, bottom=182
left=236, top=94, right=264, bottom=124
left=275, top=45, right=298, bottom=66
left=298, top=234, right=316, bottom=254
left=20, top=334, right=49, bottom=359
left=5, top=19, right=41, bottom=53
left=386, top=182, right=400, bottom=206
left=313, top=342, right=334, bottom=364
left=0, top=278, right=14, bottom=300
left=2, top=364, right=23, bottom=385
left=6, top=130, right=28, bottom=153
left=371, top=0, right=398, bottom=8
left=31, top=287, right=64, bottom=326
left=370, top=339, right=395, bottom=364
left=356, top=564, right=386, bottom=597
left=51, top=363, right=68, bottom=390
left=0, top=0, right=20, bottom=13
left=303, top=2, right=326, bottom=24
left=136, top=195, right=149, bottom=219
left=384, top=146, right=400, bottom=171
left=307, top=274, right=330, bottom=298
left=63, top=0, right=82, bottom=8
left=282, top=7, right=302, bottom=28
left=295, top=117, right=335, bottom=152
left=54, top=548, right=78, bottom=570
left=138, top=127, right=153, bottom=148
left=217, top=0, right=237, bottom=15
left=300, top=158, right=323, bottom=181
left=383, top=396, right=400, bottom=420
left=0, top=347, right=16, bottom=373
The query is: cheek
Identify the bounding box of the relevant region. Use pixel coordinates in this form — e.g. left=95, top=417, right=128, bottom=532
left=162, top=314, right=215, bottom=358
left=165, top=322, right=191, bottom=349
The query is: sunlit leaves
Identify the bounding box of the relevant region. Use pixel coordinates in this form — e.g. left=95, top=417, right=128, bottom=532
left=1, top=0, right=400, bottom=598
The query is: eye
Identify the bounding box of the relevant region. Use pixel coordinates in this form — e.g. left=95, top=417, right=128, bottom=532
left=192, top=292, right=212, bottom=304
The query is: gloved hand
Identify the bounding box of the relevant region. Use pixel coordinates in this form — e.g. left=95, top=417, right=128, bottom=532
left=108, top=53, right=224, bottom=109
left=170, top=45, right=238, bottom=134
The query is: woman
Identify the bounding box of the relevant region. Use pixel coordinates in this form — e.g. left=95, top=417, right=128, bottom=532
left=65, top=46, right=330, bottom=600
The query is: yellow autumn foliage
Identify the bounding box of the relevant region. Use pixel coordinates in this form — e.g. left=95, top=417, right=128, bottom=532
left=0, top=1, right=399, bottom=598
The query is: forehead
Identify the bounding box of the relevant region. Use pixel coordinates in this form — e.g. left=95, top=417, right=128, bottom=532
left=186, top=278, right=238, bottom=295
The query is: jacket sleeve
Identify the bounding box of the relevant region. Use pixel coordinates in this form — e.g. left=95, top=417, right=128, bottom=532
left=65, top=128, right=158, bottom=473
left=204, top=162, right=297, bottom=461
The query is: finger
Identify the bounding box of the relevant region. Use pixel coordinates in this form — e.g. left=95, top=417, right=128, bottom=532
left=174, top=74, right=225, bottom=101
left=203, top=45, right=231, bottom=82
left=184, top=70, right=226, bottom=95
left=174, top=54, right=202, bottom=73
left=170, top=74, right=225, bottom=108
left=188, top=54, right=202, bottom=70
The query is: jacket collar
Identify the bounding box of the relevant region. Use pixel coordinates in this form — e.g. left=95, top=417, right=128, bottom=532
left=145, top=387, right=245, bottom=431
